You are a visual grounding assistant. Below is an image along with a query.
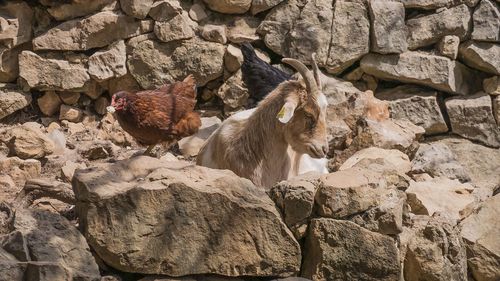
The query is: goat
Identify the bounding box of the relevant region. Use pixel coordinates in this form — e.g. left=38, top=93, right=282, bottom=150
left=196, top=55, right=328, bottom=188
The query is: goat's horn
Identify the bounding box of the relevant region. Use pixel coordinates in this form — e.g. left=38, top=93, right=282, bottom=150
left=282, top=57, right=319, bottom=96
left=311, top=53, right=322, bottom=90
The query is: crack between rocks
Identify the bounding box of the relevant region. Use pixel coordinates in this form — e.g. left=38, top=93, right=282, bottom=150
left=325, top=0, right=337, bottom=67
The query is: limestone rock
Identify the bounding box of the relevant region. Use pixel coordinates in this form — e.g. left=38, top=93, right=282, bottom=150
left=400, top=0, right=479, bottom=9
left=472, top=0, right=500, bottom=42
left=203, top=0, right=252, bottom=14
left=0, top=43, right=30, bottom=82
left=269, top=173, right=319, bottom=239
left=46, top=0, right=115, bottom=21
left=32, top=11, right=153, bottom=51
left=59, top=91, right=80, bottom=105
left=149, top=0, right=183, bottom=21
left=128, top=39, right=225, bottom=88
left=178, top=117, right=222, bottom=157
left=459, top=41, right=500, bottom=75
left=369, top=0, right=407, bottom=54
left=0, top=208, right=101, bottom=280
left=0, top=157, right=40, bottom=187
left=120, top=0, right=154, bottom=19
left=1, top=124, right=54, bottom=159
left=251, top=0, right=284, bottom=15
left=37, top=91, right=61, bottom=116
left=73, top=157, right=301, bottom=276
left=0, top=84, right=31, bottom=120
left=406, top=4, right=471, bottom=50
left=376, top=85, right=448, bottom=135
left=339, top=147, right=411, bottom=175
left=94, top=96, right=109, bottom=115
left=106, top=73, right=142, bottom=94
left=445, top=92, right=500, bottom=148
left=88, top=40, right=127, bottom=82
left=154, top=12, right=196, bottom=43
left=302, top=218, right=400, bottom=281
left=19, top=51, right=91, bottom=92
left=59, top=104, right=84, bottom=123
left=406, top=178, right=475, bottom=222
left=227, top=16, right=260, bottom=43
left=404, top=217, right=467, bottom=281
left=0, top=1, right=33, bottom=48
left=224, top=44, right=243, bottom=73
left=201, top=25, right=227, bottom=44
left=217, top=70, right=248, bottom=109
left=61, top=160, right=86, bottom=183
left=411, top=142, right=470, bottom=182
left=361, top=52, right=483, bottom=95
left=437, top=35, right=460, bottom=60
left=189, top=3, right=209, bottom=22
left=460, top=195, right=500, bottom=281
left=483, top=76, right=500, bottom=95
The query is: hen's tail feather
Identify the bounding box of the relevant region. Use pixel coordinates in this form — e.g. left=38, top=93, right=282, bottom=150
left=173, top=111, right=202, bottom=138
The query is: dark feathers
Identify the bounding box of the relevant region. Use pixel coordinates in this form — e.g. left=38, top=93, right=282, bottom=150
left=240, top=42, right=292, bottom=102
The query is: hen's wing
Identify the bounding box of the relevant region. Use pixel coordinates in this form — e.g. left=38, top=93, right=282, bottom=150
left=241, top=42, right=292, bottom=101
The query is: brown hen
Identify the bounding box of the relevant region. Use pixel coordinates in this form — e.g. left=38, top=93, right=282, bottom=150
left=108, top=75, right=201, bottom=155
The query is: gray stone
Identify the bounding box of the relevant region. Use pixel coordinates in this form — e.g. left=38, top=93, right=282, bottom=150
left=128, top=39, right=225, bottom=88
left=460, top=195, right=500, bottom=281
left=459, top=41, right=500, bottom=75
left=437, top=35, right=460, bottom=60
left=154, top=12, right=196, bottom=43
left=472, top=0, right=500, bottom=42
left=0, top=1, right=33, bottom=48
left=216, top=70, right=248, bottom=109
left=369, top=0, right=407, bottom=54
left=0, top=84, right=31, bottom=120
left=203, top=0, right=252, bottom=14
left=251, top=0, right=284, bottom=15
left=74, top=157, right=301, bottom=276
left=361, top=52, right=483, bottom=95
left=302, top=218, right=400, bottom=281
left=201, top=25, right=227, bottom=44
left=376, top=85, right=448, bottom=135
left=119, top=0, right=154, bottom=19
left=406, top=4, right=471, bottom=50
left=88, top=40, right=127, bottom=82
left=32, top=11, right=153, bottom=51
left=227, top=16, right=260, bottom=43
left=46, top=0, right=115, bottom=21
left=149, top=0, right=183, bottom=21
left=400, top=0, right=480, bottom=9
left=445, top=92, right=500, bottom=147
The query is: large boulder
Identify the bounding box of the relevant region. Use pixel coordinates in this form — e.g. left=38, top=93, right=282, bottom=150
left=0, top=84, right=31, bottom=120
left=376, top=85, right=448, bottom=135
left=128, top=39, right=225, bottom=88
left=73, top=157, right=301, bottom=277
left=302, top=218, right=400, bottom=281
left=0, top=1, right=33, bottom=49
left=368, top=0, right=407, bottom=54
left=459, top=41, right=500, bottom=75
left=32, top=11, right=153, bottom=51
left=445, top=92, right=500, bottom=148
left=406, top=4, right=470, bottom=50
left=88, top=40, right=127, bottom=82
left=1, top=124, right=55, bottom=159
left=404, top=216, right=467, bottom=281
left=361, top=51, right=483, bottom=95
left=19, top=51, right=91, bottom=92
left=460, top=195, right=500, bottom=281
left=0, top=208, right=100, bottom=281
left=471, top=0, right=500, bottom=42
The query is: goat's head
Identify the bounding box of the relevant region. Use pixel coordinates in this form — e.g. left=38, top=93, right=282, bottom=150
left=278, top=54, right=329, bottom=158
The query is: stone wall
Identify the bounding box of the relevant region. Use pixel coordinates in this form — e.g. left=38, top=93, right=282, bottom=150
left=0, top=0, right=499, bottom=148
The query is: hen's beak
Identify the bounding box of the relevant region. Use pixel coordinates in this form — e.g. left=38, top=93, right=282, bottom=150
left=106, top=106, right=116, bottom=113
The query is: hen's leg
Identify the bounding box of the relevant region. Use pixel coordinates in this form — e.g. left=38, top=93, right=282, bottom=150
left=143, top=144, right=156, bottom=156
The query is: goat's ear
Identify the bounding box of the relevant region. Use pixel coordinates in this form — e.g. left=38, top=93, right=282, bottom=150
left=277, top=101, right=297, bottom=124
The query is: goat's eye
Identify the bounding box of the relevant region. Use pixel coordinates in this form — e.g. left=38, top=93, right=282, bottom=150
left=305, top=113, right=315, bottom=128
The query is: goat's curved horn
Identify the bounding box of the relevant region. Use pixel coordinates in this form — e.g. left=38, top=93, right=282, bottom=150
left=282, top=57, right=319, bottom=96
left=311, top=53, right=322, bottom=90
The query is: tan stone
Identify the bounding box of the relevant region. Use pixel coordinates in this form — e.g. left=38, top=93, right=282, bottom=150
left=459, top=41, right=500, bottom=75
left=59, top=104, right=84, bottom=123
left=483, top=76, right=500, bottom=95
left=437, top=35, right=460, bottom=60
left=0, top=1, right=33, bottom=48
left=88, top=40, right=127, bottom=82
left=46, top=0, right=115, bottom=21
left=149, top=0, right=183, bottom=21
left=154, top=12, right=196, bottom=43
left=203, top=0, right=252, bottom=14
left=369, top=0, right=407, bottom=54
left=0, top=83, right=31, bottom=120
left=59, top=92, right=80, bottom=105
left=119, top=0, right=154, bottom=19
left=1, top=124, right=55, bottom=159
left=38, top=91, right=61, bottom=116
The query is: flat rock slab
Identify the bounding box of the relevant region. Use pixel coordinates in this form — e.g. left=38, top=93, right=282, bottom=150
left=361, top=51, right=483, bottom=95
left=302, top=218, right=400, bottom=281
left=73, top=156, right=301, bottom=277
left=459, top=41, right=500, bottom=75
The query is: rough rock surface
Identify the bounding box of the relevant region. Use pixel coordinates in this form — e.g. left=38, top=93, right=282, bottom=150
left=203, top=0, right=252, bottom=14
left=154, top=13, right=196, bottom=43
left=437, top=35, right=460, bottom=60
left=445, top=92, right=500, bottom=148
left=368, top=0, right=407, bottom=54
left=32, top=11, right=152, bottom=51
left=1, top=124, right=54, bottom=159
left=37, top=91, right=62, bottom=116
left=339, top=147, right=411, bottom=175
left=0, top=44, right=30, bottom=82
left=361, top=52, right=483, bottom=95
left=88, top=40, right=127, bottom=82
left=471, top=0, right=500, bottom=42
left=120, top=0, right=154, bottom=19
left=0, top=1, right=34, bottom=48
left=217, top=70, right=248, bottom=109
left=0, top=157, right=40, bottom=187
left=483, top=76, right=500, bottom=95
left=302, top=218, right=400, bottom=281
left=376, top=85, right=448, bottom=135
left=73, top=157, right=301, bottom=277
left=0, top=208, right=101, bottom=281
left=128, top=39, right=225, bottom=88
left=460, top=195, right=500, bottom=281
left=0, top=84, right=31, bottom=120
left=406, top=4, right=470, bottom=50
left=45, top=0, right=115, bottom=21
left=459, top=41, right=500, bottom=75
